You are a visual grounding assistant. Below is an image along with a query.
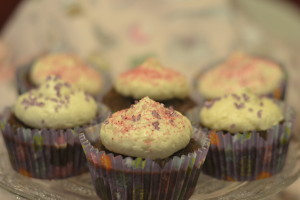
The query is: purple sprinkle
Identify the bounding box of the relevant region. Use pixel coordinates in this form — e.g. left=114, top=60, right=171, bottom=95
left=260, top=102, right=264, bottom=107
left=152, top=121, right=160, bottom=130
left=169, top=119, right=174, bottom=124
left=151, top=110, right=161, bottom=119
left=132, top=114, right=141, bottom=122
left=64, top=82, right=71, bottom=88
left=248, top=108, right=253, bottom=112
left=224, top=94, right=228, bottom=98
left=257, top=110, right=262, bottom=118
left=54, top=83, right=62, bottom=97
left=214, top=97, right=221, bottom=101
left=46, top=76, right=52, bottom=81
left=231, top=94, right=241, bottom=101
left=103, top=120, right=109, bottom=125
left=242, top=93, right=250, bottom=102
left=234, top=102, right=245, bottom=109
left=204, top=101, right=214, bottom=109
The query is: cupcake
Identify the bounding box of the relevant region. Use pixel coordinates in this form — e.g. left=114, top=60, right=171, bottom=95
left=196, top=52, right=287, bottom=101
left=102, top=58, right=196, bottom=113
left=16, top=53, right=103, bottom=97
left=80, top=97, right=209, bottom=200
left=195, top=91, right=293, bottom=181
left=0, top=76, right=109, bottom=179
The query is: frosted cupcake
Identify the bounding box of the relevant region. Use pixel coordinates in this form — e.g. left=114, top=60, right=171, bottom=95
left=196, top=91, right=293, bottom=181
left=196, top=52, right=287, bottom=100
left=0, top=76, right=109, bottom=179
left=80, top=97, right=209, bottom=200
left=102, top=58, right=196, bottom=113
left=16, top=53, right=103, bottom=97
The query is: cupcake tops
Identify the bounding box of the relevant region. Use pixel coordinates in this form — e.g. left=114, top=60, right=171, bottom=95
left=100, top=97, right=193, bottom=159
left=198, top=52, right=284, bottom=99
left=114, top=58, right=189, bottom=101
left=30, top=53, right=103, bottom=96
left=14, top=76, right=97, bottom=129
left=200, top=92, right=283, bottom=133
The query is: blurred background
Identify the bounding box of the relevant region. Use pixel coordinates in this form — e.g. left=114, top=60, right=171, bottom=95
left=0, top=0, right=300, bottom=199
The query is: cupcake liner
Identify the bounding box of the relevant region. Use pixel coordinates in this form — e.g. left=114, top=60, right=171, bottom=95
left=187, top=104, right=294, bottom=181
left=0, top=103, right=111, bottom=179
left=193, top=57, right=288, bottom=103
left=80, top=126, right=210, bottom=200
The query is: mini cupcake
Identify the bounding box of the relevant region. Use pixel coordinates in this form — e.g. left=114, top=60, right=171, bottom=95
left=194, top=91, right=293, bottom=181
left=196, top=52, right=287, bottom=101
left=0, top=76, right=109, bottom=179
left=16, top=53, right=103, bottom=97
left=80, top=97, right=209, bottom=200
left=102, top=58, right=196, bottom=113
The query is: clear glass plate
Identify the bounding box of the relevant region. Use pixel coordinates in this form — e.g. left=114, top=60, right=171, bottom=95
left=0, top=134, right=299, bottom=200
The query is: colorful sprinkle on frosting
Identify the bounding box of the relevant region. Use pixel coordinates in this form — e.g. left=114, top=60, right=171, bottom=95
left=200, top=91, right=283, bottom=133
left=14, top=76, right=97, bottom=129
left=100, top=97, right=193, bottom=159
left=198, top=52, right=284, bottom=99
left=114, top=58, right=189, bottom=101
left=30, top=53, right=103, bottom=96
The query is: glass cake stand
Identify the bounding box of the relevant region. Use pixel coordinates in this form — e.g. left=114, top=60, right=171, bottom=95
left=0, top=134, right=299, bottom=200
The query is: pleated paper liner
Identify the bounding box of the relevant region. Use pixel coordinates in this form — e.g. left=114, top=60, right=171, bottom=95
left=80, top=126, right=210, bottom=200
left=0, top=103, right=111, bottom=179
left=187, top=104, right=294, bottom=181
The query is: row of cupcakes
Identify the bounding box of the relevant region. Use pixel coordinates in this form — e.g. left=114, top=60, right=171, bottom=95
left=0, top=51, right=294, bottom=199
left=17, top=52, right=287, bottom=107
left=0, top=76, right=210, bottom=200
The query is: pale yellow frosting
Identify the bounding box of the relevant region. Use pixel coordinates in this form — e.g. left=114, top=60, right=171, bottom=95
left=114, top=58, right=189, bottom=101
left=198, top=52, right=284, bottom=99
left=14, top=76, right=97, bottom=129
left=200, top=91, right=283, bottom=133
left=30, top=53, right=103, bottom=96
left=100, top=97, right=193, bottom=159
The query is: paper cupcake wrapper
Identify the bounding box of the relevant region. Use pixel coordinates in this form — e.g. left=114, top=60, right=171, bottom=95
left=193, top=57, right=288, bottom=103
left=15, top=61, right=112, bottom=100
left=0, top=104, right=111, bottom=179
left=187, top=104, right=294, bottom=181
left=80, top=127, right=210, bottom=200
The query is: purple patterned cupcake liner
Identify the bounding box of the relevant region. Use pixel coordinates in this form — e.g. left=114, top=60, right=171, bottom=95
left=193, top=56, right=288, bottom=104
left=187, top=104, right=294, bottom=181
left=0, top=103, right=111, bottom=179
left=79, top=126, right=210, bottom=200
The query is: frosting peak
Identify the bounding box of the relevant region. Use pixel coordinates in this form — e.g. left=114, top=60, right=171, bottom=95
left=100, top=97, right=193, bottom=159
left=198, top=52, right=284, bottom=99
left=30, top=53, right=103, bottom=96
left=200, top=91, right=284, bottom=133
left=14, top=76, right=97, bottom=129
left=114, top=58, right=189, bottom=101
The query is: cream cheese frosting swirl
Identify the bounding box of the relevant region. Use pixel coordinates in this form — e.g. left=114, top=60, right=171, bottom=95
left=14, top=76, right=97, bottom=129
left=100, top=97, right=193, bottom=159
left=114, top=58, right=189, bottom=101
left=198, top=52, right=284, bottom=99
left=30, top=53, right=103, bottom=96
left=200, top=91, right=283, bottom=133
